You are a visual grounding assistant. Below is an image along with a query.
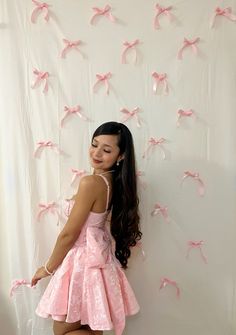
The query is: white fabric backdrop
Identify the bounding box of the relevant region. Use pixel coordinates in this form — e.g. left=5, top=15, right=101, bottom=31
left=1, top=0, right=236, bottom=334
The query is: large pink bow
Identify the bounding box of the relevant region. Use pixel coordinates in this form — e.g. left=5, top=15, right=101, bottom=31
left=152, top=72, right=169, bottom=95
left=10, top=279, right=33, bottom=297
left=61, top=39, right=82, bottom=58
left=90, top=5, right=116, bottom=25
left=186, top=240, right=208, bottom=264
left=181, top=171, right=205, bottom=196
left=71, top=168, right=86, bottom=185
left=154, top=4, right=173, bottom=29
left=31, top=0, right=50, bottom=23
left=37, top=202, right=60, bottom=222
left=61, top=106, right=88, bottom=127
left=31, top=69, right=49, bottom=93
left=177, top=109, right=195, bottom=127
left=120, top=107, right=141, bottom=127
left=121, top=39, right=139, bottom=64
left=143, top=137, right=166, bottom=159
left=177, top=37, right=200, bottom=60
left=160, top=277, right=180, bottom=298
left=211, top=7, right=236, bottom=28
left=151, top=203, right=170, bottom=223
left=34, top=141, right=60, bottom=157
left=93, top=72, right=112, bottom=95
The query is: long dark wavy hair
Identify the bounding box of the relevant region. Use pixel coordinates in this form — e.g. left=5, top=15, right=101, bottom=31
left=92, top=121, right=142, bottom=268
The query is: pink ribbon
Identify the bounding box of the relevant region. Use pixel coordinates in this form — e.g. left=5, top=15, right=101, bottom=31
left=61, top=39, right=82, bottom=58
left=186, top=240, right=208, bottom=264
left=211, top=7, right=236, bottom=28
left=34, top=141, right=60, bottom=157
left=177, top=109, right=195, bottom=127
left=152, top=72, right=169, bottom=95
left=181, top=171, right=205, bottom=196
left=151, top=203, right=170, bottom=223
left=135, top=240, right=146, bottom=260
left=160, top=277, right=180, bottom=298
left=90, top=5, right=116, bottom=25
left=37, top=202, right=60, bottom=222
left=120, top=107, right=141, bottom=127
left=143, top=137, right=166, bottom=159
left=71, top=168, right=86, bottom=185
left=121, top=39, right=139, bottom=64
left=31, top=69, right=49, bottom=93
left=61, top=106, right=88, bottom=127
left=10, top=279, right=32, bottom=297
left=154, top=4, right=173, bottom=29
left=177, top=37, right=200, bottom=60
left=136, top=170, right=146, bottom=189
left=31, top=0, right=50, bottom=23
left=93, top=72, right=112, bottom=95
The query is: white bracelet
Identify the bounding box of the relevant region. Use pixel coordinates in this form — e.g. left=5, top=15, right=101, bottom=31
left=44, top=262, right=54, bottom=276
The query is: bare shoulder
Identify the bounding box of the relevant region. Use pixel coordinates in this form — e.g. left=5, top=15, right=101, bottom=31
left=77, top=175, right=104, bottom=194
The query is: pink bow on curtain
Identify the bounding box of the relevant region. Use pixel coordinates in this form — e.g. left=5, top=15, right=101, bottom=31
left=90, top=5, right=116, bottom=25
left=210, top=7, right=236, bottom=28
left=34, top=141, right=60, bottom=157
left=177, top=109, right=195, bottom=127
left=152, top=72, right=169, bottom=95
left=31, top=0, right=50, bottom=23
left=120, top=107, right=141, bottom=127
left=177, top=37, right=200, bottom=60
left=121, top=39, right=139, bottom=64
left=10, top=279, right=33, bottom=297
left=37, top=202, right=60, bottom=222
left=151, top=203, right=170, bottom=223
left=186, top=240, right=208, bottom=264
left=31, top=69, right=49, bottom=93
left=143, top=137, right=166, bottom=159
left=135, top=240, right=146, bottom=260
left=71, top=168, right=86, bottom=185
left=61, top=106, right=89, bottom=127
left=154, top=4, right=173, bottom=29
left=160, top=277, right=180, bottom=298
left=181, top=171, right=205, bottom=196
left=61, top=39, right=82, bottom=58
left=136, top=170, right=146, bottom=189
left=93, top=72, right=112, bottom=95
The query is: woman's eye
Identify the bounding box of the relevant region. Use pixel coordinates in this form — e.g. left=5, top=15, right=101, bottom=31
left=104, top=150, right=111, bottom=153
left=91, top=143, right=97, bottom=147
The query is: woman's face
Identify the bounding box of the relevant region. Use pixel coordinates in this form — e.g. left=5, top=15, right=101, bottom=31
left=89, top=134, right=121, bottom=172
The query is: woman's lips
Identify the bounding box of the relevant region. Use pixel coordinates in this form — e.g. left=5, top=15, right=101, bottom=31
left=93, top=158, right=102, bottom=164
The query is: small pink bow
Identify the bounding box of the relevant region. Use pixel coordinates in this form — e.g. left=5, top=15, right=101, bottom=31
left=143, top=137, right=166, bottom=159
left=177, top=109, right=195, bottom=127
left=121, top=39, right=139, bottom=64
left=90, top=5, right=116, bottom=25
left=136, top=170, right=146, bottom=189
left=120, top=107, right=141, bottom=127
left=181, top=171, right=205, bottom=196
left=93, top=72, right=112, bottom=95
left=61, top=39, right=82, bottom=58
left=160, top=277, right=180, bottom=298
left=10, top=279, right=33, bottom=297
left=31, top=0, right=50, bottom=23
left=152, top=72, right=169, bottom=95
left=135, top=240, right=146, bottom=260
left=151, top=203, right=170, bottom=223
left=31, top=69, right=49, bottom=93
left=177, top=37, right=200, bottom=60
left=211, top=7, right=236, bottom=28
left=186, top=240, right=208, bottom=264
left=71, top=168, right=86, bottom=185
left=154, top=4, right=173, bottom=29
left=34, top=141, right=60, bottom=157
left=61, top=106, right=88, bottom=127
left=37, top=201, right=60, bottom=222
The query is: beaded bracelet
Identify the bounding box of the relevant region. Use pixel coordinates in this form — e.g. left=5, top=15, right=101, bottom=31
left=44, top=262, right=54, bottom=276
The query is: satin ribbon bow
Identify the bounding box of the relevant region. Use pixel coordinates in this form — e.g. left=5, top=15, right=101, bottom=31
left=186, top=240, right=208, bottom=264
left=31, top=0, right=50, bottom=23
left=10, top=279, right=33, bottom=297
left=121, top=39, right=139, bottom=64
left=61, top=39, right=82, bottom=58
left=90, top=5, right=116, bottom=25
left=177, top=37, right=200, bottom=60
left=177, top=109, right=194, bottom=127
left=160, top=277, right=180, bottom=298
left=154, top=4, right=173, bottom=29
left=93, top=72, right=112, bottom=95
left=120, top=107, right=141, bottom=127
left=34, top=141, right=60, bottom=157
left=181, top=171, right=205, bottom=196
left=37, top=202, right=60, bottom=222
left=61, top=106, right=88, bottom=127
left=152, top=72, right=169, bottom=95
left=211, top=7, right=236, bottom=28
left=143, top=137, right=166, bottom=159
left=71, top=168, right=86, bottom=185
left=31, top=69, right=49, bottom=93
left=151, top=203, right=170, bottom=223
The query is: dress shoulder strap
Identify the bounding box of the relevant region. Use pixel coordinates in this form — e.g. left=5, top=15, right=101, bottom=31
left=97, top=174, right=110, bottom=211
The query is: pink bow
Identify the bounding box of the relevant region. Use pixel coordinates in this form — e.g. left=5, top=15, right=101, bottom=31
left=136, top=170, right=146, bottom=189
left=121, top=39, right=139, bottom=64
left=37, top=201, right=60, bottom=222
left=211, top=7, right=236, bottom=28
left=181, top=171, right=205, bottom=196
left=31, top=0, right=50, bottom=23
left=34, top=141, right=60, bottom=157
left=152, top=72, right=169, bottom=95
left=71, top=168, right=86, bottom=185
left=31, top=69, right=49, bottom=93
left=63, top=199, right=75, bottom=218
left=177, top=37, right=200, bottom=60
left=135, top=240, right=146, bottom=260
left=61, top=39, right=82, bottom=58
left=160, top=277, right=180, bottom=298
left=186, top=240, right=208, bottom=264
left=120, top=107, right=141, bottom=127
left=143, top=137, right=166, bottom=159
left=151, top=203, right=170, bottom=223
left=93, top=72, right=112, bottom=95
left=61, top=106, right=88, bottom=127
left=90, top=5, right=116, bottom=25
left=177, top=109, right=195, bottom=127
left=10, top=279, right=33, bottom=297
left=154, top=4, right=173, bottom=29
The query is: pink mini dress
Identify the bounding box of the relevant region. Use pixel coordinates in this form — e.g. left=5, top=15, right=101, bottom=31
left=36, top=174, right=140, bottom=335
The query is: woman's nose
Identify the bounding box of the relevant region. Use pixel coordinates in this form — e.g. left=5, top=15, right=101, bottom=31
left=94, top=148, right=102, bottom=157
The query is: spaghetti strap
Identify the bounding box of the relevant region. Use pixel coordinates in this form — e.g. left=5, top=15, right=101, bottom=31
left=97, top=174, right=110, bottom=211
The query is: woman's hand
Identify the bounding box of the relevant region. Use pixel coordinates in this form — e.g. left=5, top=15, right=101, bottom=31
left=31, top=266, right=49, bottom=287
